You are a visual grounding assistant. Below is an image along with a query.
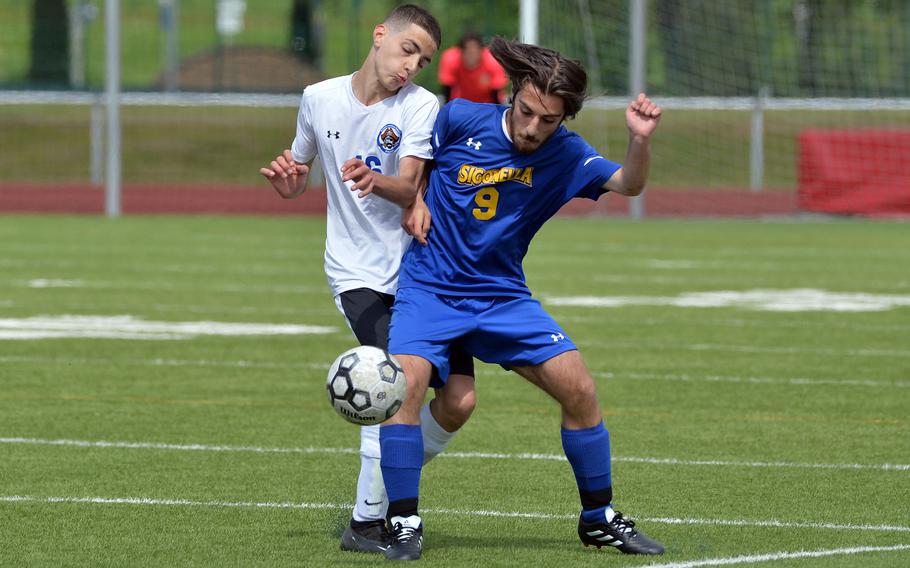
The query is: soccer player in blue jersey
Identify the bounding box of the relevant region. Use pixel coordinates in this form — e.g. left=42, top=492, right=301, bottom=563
left=378, top=37, right=665, bottom=560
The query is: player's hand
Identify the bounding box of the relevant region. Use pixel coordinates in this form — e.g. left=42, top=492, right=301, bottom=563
left=402, top=196, right=431, bottom=245
left=626, top=93, right=662, bottom=138
left=260, top=149, right=309, bottom=199
left=341, top=158, right=378, bottom=198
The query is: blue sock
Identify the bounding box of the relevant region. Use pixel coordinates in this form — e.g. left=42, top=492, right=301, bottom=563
left=581, top=505, right=608, bottom=524
left=380, top=424, right=423, bottom=518
left=561, top=422, right=613, bottom=520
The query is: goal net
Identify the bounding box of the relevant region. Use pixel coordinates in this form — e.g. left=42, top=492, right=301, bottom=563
left=538, top=0, right=910, bottom=216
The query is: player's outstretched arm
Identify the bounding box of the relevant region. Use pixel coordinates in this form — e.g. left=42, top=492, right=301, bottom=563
left=603, top=93, right=662, bottom=197
left=260, top=148, right=311, bottom=199
left=340, top=156, right=427, bottom=209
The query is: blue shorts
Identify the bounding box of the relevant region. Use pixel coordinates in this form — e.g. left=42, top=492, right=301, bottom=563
left=388, top=287, right=577, bottom=382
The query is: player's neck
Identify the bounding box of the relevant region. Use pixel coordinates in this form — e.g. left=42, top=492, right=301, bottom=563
left=352, top=58, right=400, bottom=106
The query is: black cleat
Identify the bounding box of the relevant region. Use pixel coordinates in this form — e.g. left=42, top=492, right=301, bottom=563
left=578, top=509, right=664, bottom=555
left=340, top=519, right=390, bottom=553
left=384, top=515, right=423, bottom=561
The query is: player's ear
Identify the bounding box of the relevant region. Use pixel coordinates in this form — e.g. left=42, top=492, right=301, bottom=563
left=373, top=23, right=387, bottom=49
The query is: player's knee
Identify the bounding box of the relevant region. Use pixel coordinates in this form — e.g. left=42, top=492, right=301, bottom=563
left=445, top=388, right=476, bottom=427
left=434, top=382, right=476, bottom=430
left=562, top=378, right=599, bottom=416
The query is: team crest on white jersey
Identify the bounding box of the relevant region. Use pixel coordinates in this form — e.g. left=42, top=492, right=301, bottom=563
left=377, top=124, right=402, bottom=154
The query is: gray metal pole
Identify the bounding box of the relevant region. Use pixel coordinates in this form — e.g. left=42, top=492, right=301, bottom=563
left=750, top=86, right=769, bottom=192
left=578, top=0, right=602, bottom=94
left=520, top=0, right=539, bottom=45
left=105, top=0, right=122, bottom=217
left=628, top=0, right=646, bottom=219
left=161, top=0, right=180, bottom=92
left=69, top=4, right=85, bottom=88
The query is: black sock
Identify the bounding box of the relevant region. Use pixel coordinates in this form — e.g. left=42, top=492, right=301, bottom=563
left=386, top=497, right=419, bottom=521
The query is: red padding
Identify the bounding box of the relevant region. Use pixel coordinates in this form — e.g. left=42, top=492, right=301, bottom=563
left=798, top=129, right=910, bottom=216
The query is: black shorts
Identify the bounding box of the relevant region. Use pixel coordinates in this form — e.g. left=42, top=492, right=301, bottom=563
left=337, top=288, right=475, bottom=385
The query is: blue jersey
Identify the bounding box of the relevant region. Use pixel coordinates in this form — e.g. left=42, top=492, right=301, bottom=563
left=398, top=99, right=621, bottom=297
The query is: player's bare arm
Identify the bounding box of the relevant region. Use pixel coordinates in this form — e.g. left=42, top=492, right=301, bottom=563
left=603, top=93, right=662, bottom=197
left=259, top=148, right=312, bottom=199
left=401, top=186, right=431, bottom=245
left=340, top=155, right=428, bottom=209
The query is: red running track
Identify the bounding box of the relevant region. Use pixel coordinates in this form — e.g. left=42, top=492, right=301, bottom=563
left=0, top=183, right=798, bottom=217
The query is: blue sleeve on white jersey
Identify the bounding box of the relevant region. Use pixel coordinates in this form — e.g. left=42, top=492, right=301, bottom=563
left=569, top=137, right=622, bottom=201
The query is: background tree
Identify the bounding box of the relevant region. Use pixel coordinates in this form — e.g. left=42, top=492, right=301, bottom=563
left=28, top=0, right=69, bottom=86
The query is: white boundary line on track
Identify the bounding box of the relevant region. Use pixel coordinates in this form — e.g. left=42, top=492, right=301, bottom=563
left=640, top=544, right=910, bottom=568
left=2, top=495, right=909, bottom=534
left=2, top=437, right=908, bottom=472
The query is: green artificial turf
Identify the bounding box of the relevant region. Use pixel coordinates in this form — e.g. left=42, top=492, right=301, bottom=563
left=0, top=215, right=908, bottom=566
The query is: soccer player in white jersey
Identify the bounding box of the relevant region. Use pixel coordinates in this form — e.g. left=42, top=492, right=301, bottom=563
left=259, top=4, right=475, bottom=554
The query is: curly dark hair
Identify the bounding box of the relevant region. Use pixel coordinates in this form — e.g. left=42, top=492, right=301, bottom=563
left=489, top=36, right=587, bottom=119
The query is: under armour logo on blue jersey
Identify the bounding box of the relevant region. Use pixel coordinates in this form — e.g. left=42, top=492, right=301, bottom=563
left=466, top=137, right=482, bottom=150
left=551, top=332, right=565, bottom=342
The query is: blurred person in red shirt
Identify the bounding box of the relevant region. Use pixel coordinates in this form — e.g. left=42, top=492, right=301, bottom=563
left=438, top=31, right=507, bottom=103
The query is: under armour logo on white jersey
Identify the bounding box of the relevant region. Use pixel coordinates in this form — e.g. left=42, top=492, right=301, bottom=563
left=466, top=137, right=482, bottom=150
left=551, top=332, right=565, bottom=342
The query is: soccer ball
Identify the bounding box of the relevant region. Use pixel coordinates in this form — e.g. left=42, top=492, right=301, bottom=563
left=326, top=346, right=407, bottom=425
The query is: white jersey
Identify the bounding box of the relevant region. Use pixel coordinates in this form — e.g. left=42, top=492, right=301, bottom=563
left=291, top=74, right=439, bottom=296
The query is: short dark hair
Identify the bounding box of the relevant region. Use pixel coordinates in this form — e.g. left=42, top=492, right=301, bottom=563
left=489, top=36, right=587, bottom=119
left=384, top=4, right=442, bottom=49
left=457, top=30, right=484, bottom=49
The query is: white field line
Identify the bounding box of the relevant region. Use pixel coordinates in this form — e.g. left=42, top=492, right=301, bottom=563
left=16, top=304, right=336, bottom=318
left=544, top=289, right=910, bottom=313
left=527, top=241, right=910, bottom=260
left=142, top=304, right=328, bottom=317
left=3, top=355, right=906, bottom=389
left=3, top=437, right=908, bottom=472
left=641, top=544, right=910, bottom=568
left=0, top=315, right=337, bottom=341
left=18, top=278, right=325, bottom=294
left=575, top=340, right=910, bottom=358
left=591, top=371, right=910, bottom=389
left=0, top=243, right=311, bottom=257
left=685, top=343, right=910, bottom=358
left=2, top=495, right=909, bottom=535
left=556, top=315, right=910, bottom=334
left=0, top=355, right=325, bottom=370
left=0, top=437, right=357, bottom=456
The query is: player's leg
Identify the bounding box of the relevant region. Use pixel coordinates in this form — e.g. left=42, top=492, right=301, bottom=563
left=336, top=289, right=474, bottom=556
left=423, top=343, right=475, bottom=464
left=513, top=352, right=664, bottom=555
left=468, top=297, right=663, bottom=555
left=334, top=288, right=395, bottom=552
left=380, top=353, right=432, bottom=561
left=383, top=288, right=472, bottom=560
